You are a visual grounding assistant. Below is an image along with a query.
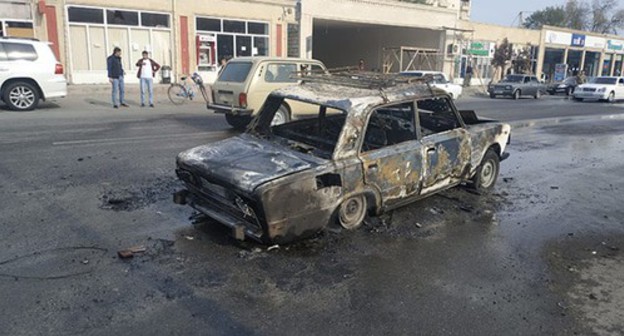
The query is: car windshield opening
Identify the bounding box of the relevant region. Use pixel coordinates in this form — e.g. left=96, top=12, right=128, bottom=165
left=592, top=77, right=617, bottom=85
left=502, top=75, right=524, bottom=83
left=249, top=96, right=347, bottom=159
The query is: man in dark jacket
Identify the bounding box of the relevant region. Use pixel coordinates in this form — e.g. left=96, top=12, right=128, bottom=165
left=107, top=47, right=128, bottom=108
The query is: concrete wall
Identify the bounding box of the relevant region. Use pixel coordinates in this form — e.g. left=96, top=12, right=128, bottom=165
left=458, top=20, right=541, bottom=46
left=313, top=22, right=442, bottom=69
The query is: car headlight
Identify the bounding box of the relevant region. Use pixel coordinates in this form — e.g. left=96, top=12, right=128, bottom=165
left=598, top=87, right=607, bottom=93
left=558, top=84, right=566, bottom=88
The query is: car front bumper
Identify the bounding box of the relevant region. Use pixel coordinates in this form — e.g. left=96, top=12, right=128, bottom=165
left=489, top=88, right=514, bottom=96
left=574, top=92, right=610, bottom=100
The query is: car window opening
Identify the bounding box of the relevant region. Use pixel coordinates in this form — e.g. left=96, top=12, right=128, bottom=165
left=250, top=96, right=346, bottom=159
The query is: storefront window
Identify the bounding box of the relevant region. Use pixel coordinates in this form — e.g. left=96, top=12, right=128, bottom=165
left=567, top=50, right=583, bottom=75
left=254, top=36, right=268, bottom=56
left=223, top=20, right=246, bottom=33
left=197, top=16, right=270, bottom=62
left=584, top=51, right=600, bottom=76
left=613, top=55, right=624, bottom=76
left=543, top=48, right=565, bottom=82
left=197, top=18, right=220, bottom=32
left=217, top=34, right=234, bottom=61
left=141, top=13, right=169, bottom=28
left=106, top=10, right=139, bottom=26
left=602, top=54, right=614, bottom=76
left=68, top=7, right=104, bottom=24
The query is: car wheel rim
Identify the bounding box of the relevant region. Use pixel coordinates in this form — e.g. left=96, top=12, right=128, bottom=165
left=339, top=196, right=365, bottom=230
left=480, top=160, right=496, bottom=189
left=271, top=110, right=286, bottom=126
left=609, top=93, right=614, bottom=102
left=9, top=86, right=35, bottom=109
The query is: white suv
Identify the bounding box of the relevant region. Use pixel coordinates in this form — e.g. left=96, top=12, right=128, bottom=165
left=0, top=37, right=67, bottom=111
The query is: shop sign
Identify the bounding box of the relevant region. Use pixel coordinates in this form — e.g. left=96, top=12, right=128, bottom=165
left=468, top=41, right=492, bottom=57
left=571, top=33, right=585, bottom=47
left=585, top=36, right=606, bottom=49
left=607, top=39, right=624, bottom=52
left=198, top=34, right=216, bottom=42
left=545, top=30, right=572, bottom=45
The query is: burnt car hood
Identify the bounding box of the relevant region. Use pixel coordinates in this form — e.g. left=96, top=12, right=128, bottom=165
left=177, top=134, right=323, bottom=193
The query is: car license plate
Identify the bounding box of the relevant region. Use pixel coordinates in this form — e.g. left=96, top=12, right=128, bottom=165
left=495, top=90, right=503, bottom=94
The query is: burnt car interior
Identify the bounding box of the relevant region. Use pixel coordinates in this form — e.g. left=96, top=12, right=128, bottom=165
left=252, top=96, right=347, bottom=159
left=361, top=97, right=462, bottom=152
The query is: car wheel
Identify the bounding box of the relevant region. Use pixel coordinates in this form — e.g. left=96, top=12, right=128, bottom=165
left=271, top=105, right=290, bottom=126
left=607, top=91, right=615, bottom=103
left=513, top=90, right=521, bottom=100
left=337, top=195, right=367, bottom=230
left=4, top=81, right=39, bottom=111
left=573, top=97, right=583, bottom=102
left=225, top=114, right=252, bottom=130
left=534, top=90, right=541, bottom=99
left=489, top=93, right=496, bottom=99
left=471, top=149, right=500, bottom=192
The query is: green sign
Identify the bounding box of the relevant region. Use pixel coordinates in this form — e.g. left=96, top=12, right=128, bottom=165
left=468, top=42, right=490, bottom=56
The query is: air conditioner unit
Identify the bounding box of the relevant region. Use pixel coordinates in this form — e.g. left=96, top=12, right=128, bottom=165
left=447, top=43, right=460, bottom=55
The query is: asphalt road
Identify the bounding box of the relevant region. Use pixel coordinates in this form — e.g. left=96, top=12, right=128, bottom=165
left=0, top=93, right=623, bottom=335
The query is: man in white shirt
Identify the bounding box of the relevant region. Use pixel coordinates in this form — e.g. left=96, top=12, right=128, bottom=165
left=135, top=51, right=161, bottom=107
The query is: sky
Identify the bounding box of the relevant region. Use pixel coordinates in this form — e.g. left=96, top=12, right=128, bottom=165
left=470, top=0, right=569, bottom=27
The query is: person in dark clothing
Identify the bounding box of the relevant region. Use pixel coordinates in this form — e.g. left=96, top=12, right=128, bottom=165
left=107, top=47, right=128, bottom=108
left=464, top=63, right=473, bottom=87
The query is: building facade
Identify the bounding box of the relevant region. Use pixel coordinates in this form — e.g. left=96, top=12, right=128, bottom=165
left=18, top=0, right=471, bottom=84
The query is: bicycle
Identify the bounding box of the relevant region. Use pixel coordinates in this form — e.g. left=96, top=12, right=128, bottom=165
left=168, top=72, right=210, bottom=105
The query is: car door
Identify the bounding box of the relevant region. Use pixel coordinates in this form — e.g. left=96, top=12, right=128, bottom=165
left=0, top=43, right=11, bottom=86
left=360, top=101, right=423, bottom=205
left=617, top=78, right=624, bottom=99
left=522, top=76, right=533, bottom=95
left=417, top=97, right=471, bottom=194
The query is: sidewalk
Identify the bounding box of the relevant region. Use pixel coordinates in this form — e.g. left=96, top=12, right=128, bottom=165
left=68, top=83, right=172, bottom=96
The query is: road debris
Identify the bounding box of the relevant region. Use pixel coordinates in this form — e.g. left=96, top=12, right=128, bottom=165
left=81, top=259, right=89, bottom=265
left=117, top=245, right=147, bottom=259
left=267, top=244, right=280, bottom=251
left=415, top=223, right=422, bottom=228
left=550, top=186, right=559, bottom=190
left=185, top=235, right=195, bottom=241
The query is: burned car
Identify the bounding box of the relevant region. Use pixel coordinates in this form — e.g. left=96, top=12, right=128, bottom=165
left=174, top=74, right=511, bottom=244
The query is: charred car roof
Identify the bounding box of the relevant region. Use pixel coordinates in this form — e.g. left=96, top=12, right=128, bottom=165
left=270, top=79, right=449, bottom=112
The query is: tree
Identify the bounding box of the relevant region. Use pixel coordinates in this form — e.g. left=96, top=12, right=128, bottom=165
left=589, top=0, right=624, bottom=34
left=513, top=47, right=532, bottom=74
left=491, top=38, right=512, bottom=82
left=524, top=0, right=624, bottom=34
left=523, top=6, right=567, bottom=29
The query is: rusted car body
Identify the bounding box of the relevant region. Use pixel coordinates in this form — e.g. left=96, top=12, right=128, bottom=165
left=174, top=76, right=511, bottom=244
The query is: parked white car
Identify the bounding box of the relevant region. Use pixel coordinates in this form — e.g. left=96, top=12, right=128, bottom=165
left=400, top=70, right=463, bottom=99
left=573, top=76, right=624, bottom=103
left=0, top=37, right=67, bottom=111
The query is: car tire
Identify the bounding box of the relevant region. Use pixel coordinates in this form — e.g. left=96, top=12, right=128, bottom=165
left=337, top=195, right=367, bottom=230
left=534, top=90, right=541, bottom=99
left=3, top=81, right=40, bottom=111
left=607, top=91, right=615, bottom=103
left=513, top=90, right=521, bottom=100
left=489, top=93, right=496, bottom=99
left=573, top=97, right=583, bottom=102
left=566, top=87, right=573, bottom=96
left=271, top=105, right=290, bottom=126
left=225, top=114, right=252, bottom=130
left=470, top=149, right=500, bottom=192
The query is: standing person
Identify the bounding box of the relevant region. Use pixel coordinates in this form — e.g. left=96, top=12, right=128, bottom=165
left=464, top=63, right=473, bottom=87
left=135, top=51, right=161, bottom=107
left=107, top=47, right=128, bottom=108
left=576, top=70, right=587, bottom=85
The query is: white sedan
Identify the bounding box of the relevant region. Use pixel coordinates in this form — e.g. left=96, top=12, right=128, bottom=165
left=573, top=76, right=624, bottom=103
left=400, top=71, right=463, bottom=99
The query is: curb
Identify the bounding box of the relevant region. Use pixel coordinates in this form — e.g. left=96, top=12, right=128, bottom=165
left=68, top=83, right=172, bottom=96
